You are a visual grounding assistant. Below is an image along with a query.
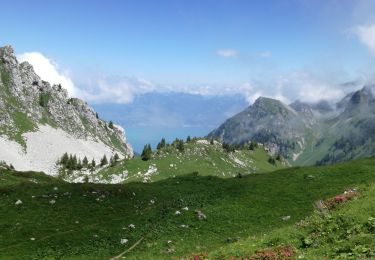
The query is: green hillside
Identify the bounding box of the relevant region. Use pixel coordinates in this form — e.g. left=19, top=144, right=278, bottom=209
left=61, top=139, right=285, bottom=183
left=210, top=170, right=375, bottom=259
left=1, top=157, right=375, bottom=259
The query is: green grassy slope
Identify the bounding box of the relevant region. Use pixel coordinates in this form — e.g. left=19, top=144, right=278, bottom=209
left=1, top=157, right=375, bottom=259
left=65, top=140, right=284, bottom=183
left=209, top=165, right=375, bottom=259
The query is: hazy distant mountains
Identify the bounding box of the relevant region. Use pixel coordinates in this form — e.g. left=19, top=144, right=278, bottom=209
left=92, top=92, right=248, bottom=128
left=208, top=86, right=375, bottom=165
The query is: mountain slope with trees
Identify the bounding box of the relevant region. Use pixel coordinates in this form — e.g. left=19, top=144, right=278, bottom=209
left=208, top=86, right=375, bottom=166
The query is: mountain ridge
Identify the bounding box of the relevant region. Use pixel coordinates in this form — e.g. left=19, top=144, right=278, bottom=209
left=208, top=86, right=375, bottom=165
left=0, top=45, right=133, bottom=175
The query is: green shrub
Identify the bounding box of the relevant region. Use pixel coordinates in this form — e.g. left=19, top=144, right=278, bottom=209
left=39, top=92, right=51, bottom=107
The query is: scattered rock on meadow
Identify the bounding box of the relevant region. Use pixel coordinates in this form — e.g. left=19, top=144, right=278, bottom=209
left=15, top=199, right=22, bottom=205
left=166, top=248, right=175, bottom=253
left=281, top=215, right=291, bottom=221
left=195, top=210, right=207, bottom=220
left=120, top=238, right=128, bottom=244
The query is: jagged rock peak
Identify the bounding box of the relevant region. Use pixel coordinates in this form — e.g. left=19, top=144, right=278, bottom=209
left=0, top=44, right=133, bottom=174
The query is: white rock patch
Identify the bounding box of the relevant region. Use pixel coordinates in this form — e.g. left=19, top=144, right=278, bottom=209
left=0, top=124, right=124, bottom=175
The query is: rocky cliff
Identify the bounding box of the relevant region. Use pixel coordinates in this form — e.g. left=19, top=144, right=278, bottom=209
left=0, top=45, right=133, bottom=174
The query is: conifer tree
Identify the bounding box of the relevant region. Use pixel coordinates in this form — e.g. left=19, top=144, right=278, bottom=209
left=100, top=155, right=108, bottom=166
left=177, top=139, right=184, bottom=152
left=82, top=156, right=88, bottom=166
left=77, top=159, right=83, bottom=170
left=141, top=144, right=152, bottom=161
left=61, top=152, right=69, bottom=165
left=157, top=138, right=166, bottom=150
left=91, top=158, right=96, bottom=168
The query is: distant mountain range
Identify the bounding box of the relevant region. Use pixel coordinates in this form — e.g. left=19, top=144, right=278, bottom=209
left=0, top=45, right=133, bottom=174
left=208, top=85, right=375, bottom=165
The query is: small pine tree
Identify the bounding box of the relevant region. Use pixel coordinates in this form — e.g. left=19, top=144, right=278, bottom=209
left=66, top=154, right=73, bottom=170
left=100, top=155, right=108, bottom=166
left=108, top=121, right=114, bottom=129
left=210, top=138, right=214, bottom=145
left=177, top=139, right=184, bottom=152
left=141, top=144, right=152, bottom=161
left=186, top=136, right=191, bottom=142
left=91, top=158, right=96, bottom=168
left=83, top=175, right=89, bottom=183
left=72, top=155, right=78, bottom=169
left=114, top=153, right=120, bottom=161
left=249, top=141, right=258, bottom=151
left=268, top=157, right=276, bottom=165
left=82, top=156, right=89, bottom=167
left=95, top=112, right=99, bottom=119
left=276, top=153, right=282, bottom=161
left=60, top=152, right=69, bottom=166
left=157, top=138, right=166, bottom=150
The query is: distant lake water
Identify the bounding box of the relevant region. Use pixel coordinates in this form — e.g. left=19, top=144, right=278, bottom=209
left=124, top=126, right=213, bottom=154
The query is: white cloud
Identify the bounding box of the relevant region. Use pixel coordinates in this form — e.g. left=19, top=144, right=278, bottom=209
left=16, top=52, right=358, bottom=106
left=272, top=72, right=346, bottom=103
left=17, top=52, right=77, bottom=96
left=76, top=75, right=156, bottom=104
left=257, top=51, right=272, bottom=58
left=216, top=49, right=239, bottom=58
left=16, top=51, right=154, bottom=104
left=355, top=24, right=375, bottom=54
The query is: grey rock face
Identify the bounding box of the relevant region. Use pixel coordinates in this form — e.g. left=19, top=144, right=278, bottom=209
left=0, top=45, right=133, bottom=157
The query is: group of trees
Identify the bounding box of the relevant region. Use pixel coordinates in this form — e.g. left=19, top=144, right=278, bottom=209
left=268, top=153, right=283, bottom=165
left=58, top=153, right=120, bottom=170
left=222, top=140, right=260, bottom=153
left=222, top=142, right=236, bottom=153
left=171, top=138, right=185, bottom=152
left=156, top=137, right=188, bottom=151
left=142, top=137, right=190, bottom=161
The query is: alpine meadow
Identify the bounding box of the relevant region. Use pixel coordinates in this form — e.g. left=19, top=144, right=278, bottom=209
left=1, top=1, right=375, bottom=259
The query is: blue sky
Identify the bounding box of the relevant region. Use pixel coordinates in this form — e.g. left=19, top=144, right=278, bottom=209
left=2, top=0, right=375, bottom=151
left=2, top=0, right=374, bottom=89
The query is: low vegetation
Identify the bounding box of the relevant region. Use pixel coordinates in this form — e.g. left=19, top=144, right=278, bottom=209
left=1, top=157, right=375, bottom=258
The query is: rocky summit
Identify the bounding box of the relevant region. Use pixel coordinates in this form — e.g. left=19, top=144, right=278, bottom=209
left=208, top=86, right=375, bottom=166
left=0, top=45, right=133, bottom=175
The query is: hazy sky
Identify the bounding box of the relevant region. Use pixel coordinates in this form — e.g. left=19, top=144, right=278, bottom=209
left=2, top=0, right=375, bottom=104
